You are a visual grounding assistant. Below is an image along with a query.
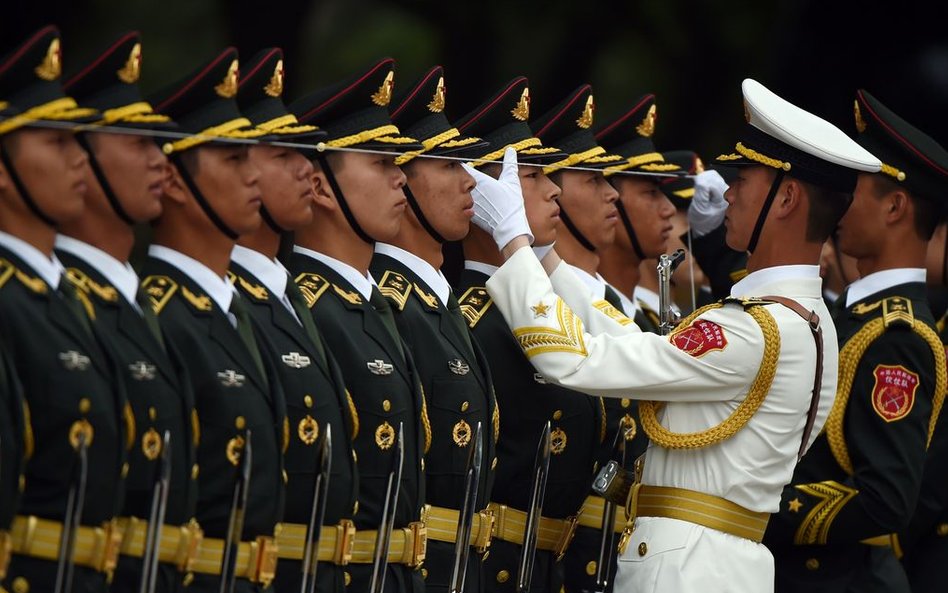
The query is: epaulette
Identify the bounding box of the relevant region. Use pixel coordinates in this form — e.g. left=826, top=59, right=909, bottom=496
left=377, top=270, right=411, bottom=311
left=3, top=262, right=48, bottom=295
left=458, top=286, right=492, bottom=328
left=0, top=258, right=14, bottom=290
left=141, top=275, right=178, bottom=315
left=181, top=286, right=212, bottom=312
left=413, top=283, right=438, bottom=310
left=65, top=267, right=119, bottom=303
left=231, top=273, right=268, bottom=301
left=333, top=284, right=363, bottom=305
left=850, top=296, right=914, bottom=328
left=294, top=273, right=329, bottom=308
left=592, top=299, right=633, bottom=326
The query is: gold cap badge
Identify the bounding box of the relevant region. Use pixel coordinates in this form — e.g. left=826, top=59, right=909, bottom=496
left=636, top=104, right=657, bottom=137
left=576, top=94, right=595, bottom=129
left=427, top=76, right=446, bottom=112
left=35, top=38, right=62, bottom=81
left=511, top=87, right=530, bottom=121
left=214, top=59, right=239, bottom=98
left=854, top=99, right=867, bottom=133
left=117, top=43, right=142, bottom=84
left=264, top=59, right=284, bottom=98
left=371, top=70, right=395, bottom=107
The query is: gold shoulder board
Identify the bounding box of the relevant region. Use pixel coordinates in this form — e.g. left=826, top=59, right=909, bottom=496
left=882, top=296, right=914, bottom=328
left=294, top=272, right=329, bottom=308
left=141, top=275, right=179, bottom=315
left=378, top=270, right=411, bottom=311
left=458, top=286, right=493, bottom=328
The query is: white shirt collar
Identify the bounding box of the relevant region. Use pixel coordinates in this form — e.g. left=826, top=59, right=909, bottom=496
left=567, top=264, right=607, bottom=299
left=845, top=268, right=926, bottom=307
left=634, top=285, right=660, bottom=313
left=148, top=245, right=235, bottom=313
left=464, top=260, right=499, bottom=277
left=730, top=265, right=820, bottom=298
left=375, top=243, right=451, bottom=306
left=292, top=245, right=375, bottom=301
left=0, top=230, right=64, bottom=289
left=56, top=235, right=140, bottom=307
left=231, top=245, right=290, bottom=300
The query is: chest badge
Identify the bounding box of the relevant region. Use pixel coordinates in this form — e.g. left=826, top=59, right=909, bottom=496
left=367, top=359, right=394, bottom=376
left=375, top=421, right=396, bottom=450
left=282, top=352, right=312, bottom=369
left=217, top=369, right=246, bottom=387
left=448, top=359, right=470, bottom=376
left=129, top=360, right=157, bottom=381
left=452, top=419, right=472, bottom=447
left=550, top=427, right=567, bottom=454
left=59, top=350, right=91, bottom=371
left=298, top=415, right=319, bottom=445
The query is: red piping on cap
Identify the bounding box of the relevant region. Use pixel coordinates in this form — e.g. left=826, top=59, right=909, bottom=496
left=535, top=84, right=591, bottom=138
left=457, top=77, right=528, bottom=132
left=299, top=58, right=394, bottom=121
left=391, top=65, right=442, bottom=118
left=238, top=48, right=281, bottom=89
left=858, top=90, right=948, bottom=177
left=64, top=31, right=140, bottom=89
left=0, top=25, right=59, bottom=77
left=155, top=48, right=237, bottom=112
left=594, top=94, right=654, bottom=140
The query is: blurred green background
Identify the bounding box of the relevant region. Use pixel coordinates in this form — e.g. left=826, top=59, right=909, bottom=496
left=4, top=0, right=947, bottom=158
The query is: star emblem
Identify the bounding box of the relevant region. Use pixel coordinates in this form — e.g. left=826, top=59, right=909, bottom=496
left=59, top=350, right=91, bottom=371
left=128, top=360, right=157, bottom=380
left=788, top=498, right=803, bottom=513
left=217, top=369, right=246, bottom=387
left=281, top=352, right=312, bottom=369
left=530, top=301, right=550, bottom=318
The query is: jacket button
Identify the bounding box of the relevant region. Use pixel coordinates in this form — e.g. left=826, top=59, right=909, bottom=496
left=805, top=558, right=820, bottom=571
left=937, top=523, right=948, bottom=536
left=496, top=570, right=510, bottom=583
left=638, top=542, right=647, bottom=556
left=585, top=560, right=597, bottom=575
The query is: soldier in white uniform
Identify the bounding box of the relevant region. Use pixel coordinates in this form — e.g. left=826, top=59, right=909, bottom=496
left=462, top=79, right=881, bottom=593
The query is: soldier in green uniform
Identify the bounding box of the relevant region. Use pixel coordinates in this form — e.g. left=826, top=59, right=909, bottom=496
left=0, top=26, right=128, bottom=593
left=141, top=48, right=287, bottom=592
left=454, top=77, right=603, bottom=592
left=56, top=32, right=201, bottom=593
left=374, top=66, right=497, bottom=593
left=230, top=47, right=359, bottom=593
left=287, top=59, right=428, bottom=593
left=764, top=89, right=948, bottom=593
left=594, top=94, right=680, bottom=330
left=0, top=342, right=26, bottom=593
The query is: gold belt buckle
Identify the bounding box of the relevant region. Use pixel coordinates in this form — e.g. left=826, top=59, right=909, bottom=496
left=98, top=520, right=123, bottom=576
left=553, top=515, right=579, bottom=561
left=335, top=519, right=355, bottom=566
left=0, top=530, right=12, bottom=580
left=177, top=518, right=203, bottom=573
left=473, top=510, right=494, bottom=554
left=249, top=535, right=278, bottom=586
left=407, top=521, right=427, bottom=568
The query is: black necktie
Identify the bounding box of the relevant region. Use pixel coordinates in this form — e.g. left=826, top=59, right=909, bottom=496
left=136, top=287, right=166, bottom=350
left=603, top=284, right=625, bottom=311
left=230, top=295, right=267, bottom=384
left=58, top=278, right=93, bottom=336
left=446, top=293, right=476, bottom=355
left=370, top=286, right=404, bottom=359
left=285, top=276, right=328, bottom=367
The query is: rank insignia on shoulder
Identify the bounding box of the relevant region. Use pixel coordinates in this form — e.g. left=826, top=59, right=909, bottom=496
left=181, top=285, right=212, bottom=311
left=217, top=369, right=245, bottom=387
left=294, top=273, right=329, bottom=308
left=448, top=359, right=470, bottom=375
left=59, top=350, right=91, bottom=371
left=141, top=275, right=178, bottom=315
left=671, top=318, right=727, bottom=358
left=378, top=271, right=411, bottom=311
left=367, top=359, right=394, bottom=376
left=281, top=351, right=311, bottom=369
left=65, top=268, right=118, bottom=302
left=235, top=275, right=268, bottom=301
left=413, top=283, right=438, bottom=309
left=871, top=364, right=919, bottom=422
left=458, top=287, right=492, bottom=328
left=882, top=297, right=914, bottom=327
left=128, top=360, right=156, bottom=380
left=333, top=284, right=363, bottom=305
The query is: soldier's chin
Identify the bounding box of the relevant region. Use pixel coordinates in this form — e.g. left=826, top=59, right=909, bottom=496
left=723, top=226, right=748, bottom=252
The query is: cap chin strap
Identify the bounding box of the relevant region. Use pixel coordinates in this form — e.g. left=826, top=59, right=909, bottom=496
left=746, top=170, right=786, bottom=254
left=403, top=185, right=446, bottom=244
left=170, top=153, right=239, bottom=240
left=0, top=142, right=58, bottom=227
left=558, top=206, right=597, bottom=253
left=75, top=134, right=135, bottom=226
left=316, top=154, right=375, bottom=245
left=615, top=200, right=646, bottom=260
left=259, top=206, right=286, bottom=235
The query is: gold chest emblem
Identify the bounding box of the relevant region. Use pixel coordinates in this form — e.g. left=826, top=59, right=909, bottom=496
left=35, top=38, right=62, bottom=81
left=371, top=70, right=395, bottom=107
left=621, top=413, right=637, bottom=441
left=576, top=94, right=595, bottom=129
left=511, top=87, right=530, bottom=121
left=298, top=414, right=319, bottom=445
left=215, top=59, right=240, bottom=98
left=636, top=104, right=657, bottom=137
left=375, top=421, right=396, bottom=450
left=117, top=43, right=142, bottom=83
left=226, top=434, right=246, bottom=466
left=142, top=427, right=162, bottom=460
left=264, top=59, right=284, bottom=98
left=452, top=419, right=472, bottom=447
left=550, top=427, right=567, bottom=454
left=69, top=419, right=94, bottom=449
left=427, top=76, right=446, bottom=112
left=854, top=99, right=867, bottom=133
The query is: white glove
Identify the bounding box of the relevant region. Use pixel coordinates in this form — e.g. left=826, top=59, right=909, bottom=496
left=532, top=242, right=555, bottom=260
left=463, top=147, right=534, bottom=250
left=687, top=169, right=729, bottom=237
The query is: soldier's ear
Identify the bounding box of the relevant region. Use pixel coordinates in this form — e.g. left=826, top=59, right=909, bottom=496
left=885, top=190, right=910, bottom=224
left=310, top=167, right=336, bottom=210
left=774, top=177, right=804, bottom=219
left=162, top=161, right=190, bottom=205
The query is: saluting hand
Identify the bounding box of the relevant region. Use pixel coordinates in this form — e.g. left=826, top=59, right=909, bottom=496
left=463, top=147, right=534, bottom=251
left=687, top=169, right=730, bottom=237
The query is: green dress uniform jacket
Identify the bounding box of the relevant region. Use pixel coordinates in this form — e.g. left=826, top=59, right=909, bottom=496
left=288, top=251, right=426, bottom=593
left=457, top=267, right=603, bottom=593
left=57, top=249, right=198, bottom=593
left=0, top=342, right=26, bottom=547
left=766, top=282, right=944, bottom=593
left=229, top=261, right=358, bottom=593
left=0, top=247, right=127, bottom=593
left=140, top=256, right=286, bottom=593
left=370, top=253, right=497, bottom=593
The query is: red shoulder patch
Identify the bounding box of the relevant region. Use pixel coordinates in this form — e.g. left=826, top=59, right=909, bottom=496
left=871, top=364, right=919, bottom=422
left=671, top=319, right=727, bottom=358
